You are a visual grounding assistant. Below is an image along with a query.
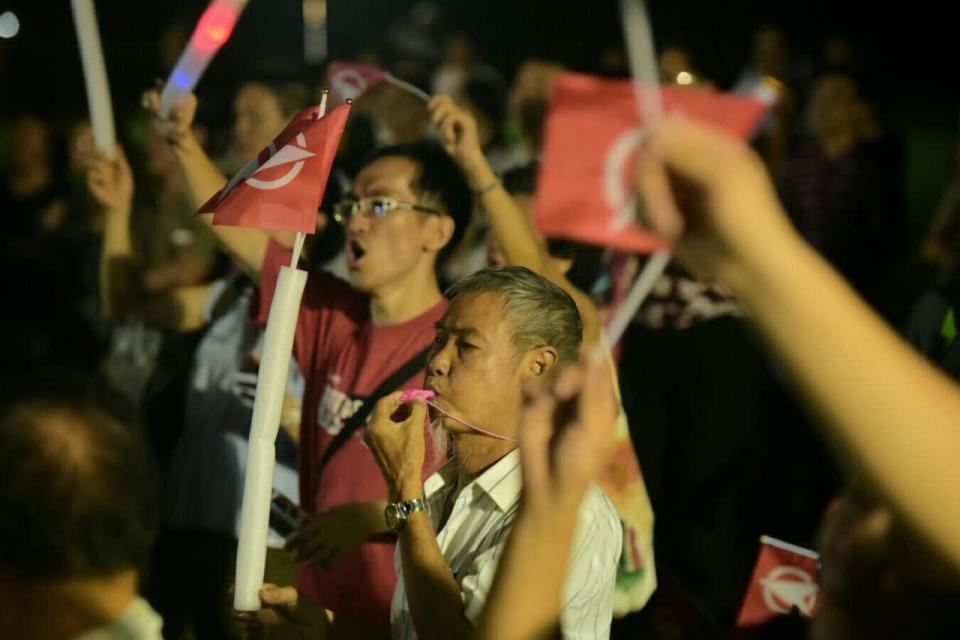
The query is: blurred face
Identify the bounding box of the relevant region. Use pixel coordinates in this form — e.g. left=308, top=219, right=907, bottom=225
left=425, top=292, right=524, bottom=440
left=810, top=76, right=859, bottom=138
left=67, top=122, right=94, bottom=176
left=11, top=116, right=50, bottom=170
left=233, top=83, right=287, bottom=158
left=754, top=26, right=787, bottom=76
left=343, top=156, right=447, bottom=294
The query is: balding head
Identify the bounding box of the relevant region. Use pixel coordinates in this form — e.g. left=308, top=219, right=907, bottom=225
left=0, top=371, right=158, bottom=580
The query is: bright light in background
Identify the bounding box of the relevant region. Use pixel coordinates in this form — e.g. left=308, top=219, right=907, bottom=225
left=676, top=71, right=693, bottom=85
left=0, top=11, right=19, bottom=39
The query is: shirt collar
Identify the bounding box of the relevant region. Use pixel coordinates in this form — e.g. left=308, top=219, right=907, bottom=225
left=425, top=448, right=522, bottom=513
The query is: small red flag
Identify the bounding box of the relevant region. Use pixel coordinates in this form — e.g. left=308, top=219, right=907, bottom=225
left=326, top=61, right=389, bottom=105
left=198, top=103, right=351, bottom=233
left=535, top=72, right=769, bottom=253
left=736, top=535, right=822, bottom=628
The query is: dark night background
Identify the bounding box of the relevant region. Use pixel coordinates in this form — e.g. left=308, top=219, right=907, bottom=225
left=1, top=0, right=956, bottom=294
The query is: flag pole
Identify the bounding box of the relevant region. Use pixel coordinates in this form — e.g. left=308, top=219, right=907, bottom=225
left=233, top=84, right=329, bottom=615
left=600, top=0, right=669, bottom=350
left=385, top=74, right=431, bottom=102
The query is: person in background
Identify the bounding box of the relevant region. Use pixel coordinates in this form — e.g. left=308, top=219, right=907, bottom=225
left=429, top=95, right=657, bottom=617
left=90, top=133, right=304, bottom=638
left=0, top=369, right=163, bottom=639
left=145, top=88, right=473, bottom=634
left=636, top=116, right=960, bottom=638
left=780, top=72, right=899, bottom=311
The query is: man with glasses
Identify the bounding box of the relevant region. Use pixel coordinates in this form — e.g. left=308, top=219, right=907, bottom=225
left=146, top=91, right=472, bottom=634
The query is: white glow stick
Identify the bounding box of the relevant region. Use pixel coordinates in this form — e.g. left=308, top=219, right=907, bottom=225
left=158, top=0, right=249, bottom=117
left=234, top=265, right=308, bottom=611
left=599, top=0, right=670, bottom=350
left=69, top=0, right=116, bottom=156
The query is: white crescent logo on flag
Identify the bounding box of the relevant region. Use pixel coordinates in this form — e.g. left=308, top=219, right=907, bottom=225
left=760, top=566, right=820, bottom=616
left=331, top=69, right=368, bottom=101
left=217, top=132, right=315, bottom=202
left=603, top=127, right=646, bottom=232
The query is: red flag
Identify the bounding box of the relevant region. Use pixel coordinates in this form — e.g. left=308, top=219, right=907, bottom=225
left=326, top=61, right=389, bottom=105
left=199, top=103, right=351, bottom=233
left=736, top=535, right=822, bottom=627
left=535, top=71, right=769, bottom=253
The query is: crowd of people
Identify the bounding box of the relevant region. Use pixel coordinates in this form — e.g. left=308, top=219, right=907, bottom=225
left=1, top=9, right=959, bottom=640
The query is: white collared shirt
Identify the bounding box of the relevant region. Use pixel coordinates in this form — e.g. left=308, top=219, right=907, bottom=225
left=390, top=449, right=622, bottom=639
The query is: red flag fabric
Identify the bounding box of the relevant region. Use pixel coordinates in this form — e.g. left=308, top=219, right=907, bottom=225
left=535, top=71, right=769, bottom=253
left=199, top=103, right=351, bottom=233
left=736, top=535, right=822, bottom=627
left=326, top=61, right=389, bottom=105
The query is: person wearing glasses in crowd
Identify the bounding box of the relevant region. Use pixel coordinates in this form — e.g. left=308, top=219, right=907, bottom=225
left=144, top=90, right=472, bottom=635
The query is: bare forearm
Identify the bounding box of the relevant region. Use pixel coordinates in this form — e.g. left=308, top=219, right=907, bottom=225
left=171, top=132, right=269, bottom=276
left=468, top=158, right=600, bottom=341
left=100, top=209, right=141, bottom=319
left=476, top=504, right=578, bottom=640
left=399, top=512, right=473, bottom=640
left=732, top=222, right=960, bottom=570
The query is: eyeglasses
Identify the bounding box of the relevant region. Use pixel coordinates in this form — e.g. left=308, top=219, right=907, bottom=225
left=331, top=196, right=444, bottom=224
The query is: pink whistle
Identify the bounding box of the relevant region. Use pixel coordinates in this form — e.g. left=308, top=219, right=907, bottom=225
left=402, top=389, right=435, bottom=403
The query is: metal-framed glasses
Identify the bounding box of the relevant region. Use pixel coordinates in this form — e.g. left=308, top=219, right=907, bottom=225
left=331, top=196, right=444, bottom=224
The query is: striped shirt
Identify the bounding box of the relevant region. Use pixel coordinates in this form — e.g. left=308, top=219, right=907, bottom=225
left=389, top=449, right=622, bottom=639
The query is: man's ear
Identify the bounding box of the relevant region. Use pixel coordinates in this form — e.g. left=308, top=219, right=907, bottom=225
left=423, top=214, right=455, bottom=255
left=522, top=346, right=559, bottom=379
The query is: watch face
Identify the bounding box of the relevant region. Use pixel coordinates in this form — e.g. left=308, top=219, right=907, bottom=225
left=385, top=503, right=402, bottom=531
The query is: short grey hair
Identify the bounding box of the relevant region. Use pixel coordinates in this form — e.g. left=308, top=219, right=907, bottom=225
left=446, top=266, right=583, bottom=365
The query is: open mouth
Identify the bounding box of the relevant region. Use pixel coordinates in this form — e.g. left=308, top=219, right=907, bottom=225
left=346, top=240, right=366, bottom=267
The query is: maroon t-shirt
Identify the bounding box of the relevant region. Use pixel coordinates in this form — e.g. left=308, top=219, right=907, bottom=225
left=256, top=239, right=446, bottom=628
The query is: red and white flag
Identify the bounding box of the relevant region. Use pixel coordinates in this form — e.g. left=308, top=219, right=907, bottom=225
left=326, top=61, right=389, bottom=105
left=736, top=535, right=822, bottom=628
left=198, top=103, right=351, bottom=233
left=535, top=71, right=769, bottom=253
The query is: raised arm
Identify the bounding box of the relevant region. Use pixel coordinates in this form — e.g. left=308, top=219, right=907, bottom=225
left=143, top=90, right=275, bottom=276
left=88, top=146, right=212, bottom=332
left=638, top=117, right=960, bottom=573
left=428, top=95, right=601, bottom=344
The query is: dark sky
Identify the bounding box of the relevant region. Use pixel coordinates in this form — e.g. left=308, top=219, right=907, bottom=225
left=0, top=0, right=956, bottom=121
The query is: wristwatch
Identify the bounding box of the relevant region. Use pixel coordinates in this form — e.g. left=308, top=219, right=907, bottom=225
left=384, top=497, right=430, bottom=532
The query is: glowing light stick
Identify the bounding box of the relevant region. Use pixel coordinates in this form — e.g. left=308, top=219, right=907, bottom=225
left=159, top=0, right=249, bottom=117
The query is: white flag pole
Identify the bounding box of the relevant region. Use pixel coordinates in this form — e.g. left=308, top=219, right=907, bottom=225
left=385, top=74, right=431, bottom=102
left=602, top=0, right=670, bottom=349
left=232, top=89, right=328, bottom=614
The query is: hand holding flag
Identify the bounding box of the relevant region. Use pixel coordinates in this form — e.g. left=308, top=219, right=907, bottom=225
left=326, top=60, right=430, bottom=105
